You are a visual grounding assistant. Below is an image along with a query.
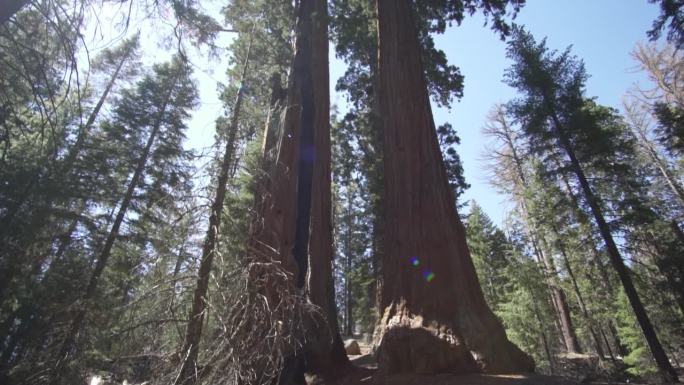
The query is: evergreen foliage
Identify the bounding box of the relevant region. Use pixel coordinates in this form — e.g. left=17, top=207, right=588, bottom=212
left=1, top=1, right=684, bottom=384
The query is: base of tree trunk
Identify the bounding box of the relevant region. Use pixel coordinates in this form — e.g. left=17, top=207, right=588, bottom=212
left=305, top=336, right=352, bottom=382
left=374, top=305, right=534, bottom=375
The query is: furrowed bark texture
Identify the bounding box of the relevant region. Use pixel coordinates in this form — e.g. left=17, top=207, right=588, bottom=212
left=250, top=0, right=347, bottom=380
left=374, top=0, right=534, bottom=375
left=305, top=0, right=350, bottom=376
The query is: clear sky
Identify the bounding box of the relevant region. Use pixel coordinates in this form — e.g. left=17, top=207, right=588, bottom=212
left=176, top=0, right=663, bottom=226
left=421, top=0, right=662, bottom=226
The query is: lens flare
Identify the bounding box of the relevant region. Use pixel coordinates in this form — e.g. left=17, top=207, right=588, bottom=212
left=410, top=256, right=419, bottom=266
left=423, top=270, right=435, bottom=282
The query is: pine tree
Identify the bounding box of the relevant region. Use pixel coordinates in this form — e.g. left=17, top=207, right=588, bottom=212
left=482, top=105, right=583, bottom=355
left=504, top=27, right=678, bottom=382
left=465, top=201, right=509, bottom=309
left=50, top=55, right=197, bottom=384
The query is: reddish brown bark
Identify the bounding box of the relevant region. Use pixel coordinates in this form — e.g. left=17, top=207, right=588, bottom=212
left=305, top=0, right=350, bottom=377
left=250, top=0, right=348, bottom=380
left=550, top=285, right=581, bottom=354
left=374, top=0, right=533, bottom=374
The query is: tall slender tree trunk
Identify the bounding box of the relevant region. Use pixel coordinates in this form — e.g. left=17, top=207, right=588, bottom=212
left=547, top=107, right=679, bottom=383
left=62, top=43, right=136, bottom=174
left=553, top=160, right=628, bottom=358
left=538, top=237, right=582, bottom=354
left=494, top=108, right=580, bottom=354
left=527, top=281, right=555, bottom=374
left=551, top=224, right=605, bottom=358
left=373, top=0, right=533, bottom=374
left=343, top=195, right=353, bottom=336
left=173, top=36, right=253, bottom=385
left=631, top=120, right=684, bottom=210
left=50, top=68, right=179, bottom=385
left=531, top=240, right=568, bottom=350
left=0, top=40, right=133, bottom=240
left=344, top=203, right=353, bottom=336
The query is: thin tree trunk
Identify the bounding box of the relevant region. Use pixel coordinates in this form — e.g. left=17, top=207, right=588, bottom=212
left=49, top=65, right=180, bottom=385
left=0, top=41, right=133, bottom=241
left=374, top=0, right=533, bottom=374
left=61, top=44, right=135, bottom=175
left=173, top=36, right=253, bottom=385
left=599, top=326, right=617, bottom=361
left=368, top=48, right=384, bottom=316
left=531, top=240, right=567, bottom=350
left=496, top=111, right=580, bottom=354
left=632, top=120, right=684, bottom=209
left=553, top=166, right=629, bottom=359
left=551, top=224, right=605, bottom=358
left=345, top=203, right=353, bottom=336
left=547, top=106, right=679, bottom=383
left=172, top=241, right=187, bottom=278
left=529, top=287, right=555, bottom=374
left=538, top=237, right=582, bottom=354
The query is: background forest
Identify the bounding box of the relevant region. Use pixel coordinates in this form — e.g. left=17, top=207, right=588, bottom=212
left=1, top=0, right=683, bottom=384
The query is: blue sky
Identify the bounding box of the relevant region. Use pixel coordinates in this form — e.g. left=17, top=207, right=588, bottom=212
left=410, top=0, right=661, bottom=226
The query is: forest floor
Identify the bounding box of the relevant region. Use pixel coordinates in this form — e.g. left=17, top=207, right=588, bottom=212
left=316, top=340, right=684, bottom=385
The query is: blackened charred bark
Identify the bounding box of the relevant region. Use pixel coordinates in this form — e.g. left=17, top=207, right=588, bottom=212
left=251, top=1, right=348, bottom=381
left=291, top=4, right=315, bottom=289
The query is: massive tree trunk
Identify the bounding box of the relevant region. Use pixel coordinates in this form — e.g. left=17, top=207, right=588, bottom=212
left=304, top=0, right=349, bottom=376
left=373, top=0, right=534, bottom=374
left=250, top=0, right=348, bottom=381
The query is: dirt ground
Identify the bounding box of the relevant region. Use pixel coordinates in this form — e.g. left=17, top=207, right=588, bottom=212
left=316, top=342, right=682, bottom=385
left=324, top=367, right=584, bottom=385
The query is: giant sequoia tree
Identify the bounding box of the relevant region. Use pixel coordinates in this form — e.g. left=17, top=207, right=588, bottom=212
left=372, top=0, right=533, bottom=374
left=249, top=0, right=348, bottom=381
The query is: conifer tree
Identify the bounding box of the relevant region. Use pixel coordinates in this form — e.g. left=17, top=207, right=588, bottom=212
left=50, top=55, right=197, bottom=384
left=504, top=27, right=678, bottom=382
